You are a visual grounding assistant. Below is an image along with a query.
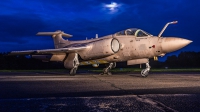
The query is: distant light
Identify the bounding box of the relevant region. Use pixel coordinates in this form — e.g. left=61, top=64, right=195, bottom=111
left=105, top=2, right=119, bottom=11
left=102, top=2, right=125, bottom=14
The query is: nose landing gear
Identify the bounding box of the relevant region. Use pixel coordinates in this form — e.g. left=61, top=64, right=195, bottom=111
left=141, top=63, right=150, bottom=77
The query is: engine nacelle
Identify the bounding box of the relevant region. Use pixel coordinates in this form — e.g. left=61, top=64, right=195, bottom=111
left=79, top=38, right=120, bottom=60
left=64, top=53, right=77, bottom=69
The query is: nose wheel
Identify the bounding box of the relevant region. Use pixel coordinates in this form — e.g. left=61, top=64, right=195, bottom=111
left=141, top=63, right=150, bottom=77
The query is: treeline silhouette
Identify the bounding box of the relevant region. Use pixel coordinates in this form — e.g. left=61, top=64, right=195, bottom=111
left=165, top=51, right=200, bottom=68
left=0, top=51, right=199, bottom=70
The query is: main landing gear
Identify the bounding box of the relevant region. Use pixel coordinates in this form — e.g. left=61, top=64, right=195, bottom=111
left=69, top=53, right=79, bottom=76
left=100, top=62, right=116, bottom=75
left=141, top=62, right=151, bottom=77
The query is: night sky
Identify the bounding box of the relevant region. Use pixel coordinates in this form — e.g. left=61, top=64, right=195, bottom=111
left=0, top=0, right=200, bottom=60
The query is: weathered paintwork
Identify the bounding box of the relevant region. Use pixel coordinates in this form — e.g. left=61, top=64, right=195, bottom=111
left=10, top=22, right=192, bottom=76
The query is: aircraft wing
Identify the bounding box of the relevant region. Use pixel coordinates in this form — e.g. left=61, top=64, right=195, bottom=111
left=9, top=46, right=88, bottom=55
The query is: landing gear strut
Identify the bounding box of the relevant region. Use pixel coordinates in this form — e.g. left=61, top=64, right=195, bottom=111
left=100, top=62, right=115, bottom=75
left=69, top=53, right=79, bottom=76
left=141, top=63, right=150, bottom=77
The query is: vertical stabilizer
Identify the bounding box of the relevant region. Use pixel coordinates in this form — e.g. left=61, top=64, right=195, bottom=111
left=36, top=30, right=72, bottom=48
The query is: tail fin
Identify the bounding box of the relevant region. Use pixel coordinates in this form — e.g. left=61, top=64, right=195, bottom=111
left=36, top=30, right=72, bottom=48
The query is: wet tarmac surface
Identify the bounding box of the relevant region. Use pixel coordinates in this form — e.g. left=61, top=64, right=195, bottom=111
left=0, top=72, right=200, bottom=111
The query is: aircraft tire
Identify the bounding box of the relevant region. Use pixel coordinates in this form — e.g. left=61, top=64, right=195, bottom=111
left=141, top=69, right=148, bottom=77
left=69, top=68, right=77, bottom=76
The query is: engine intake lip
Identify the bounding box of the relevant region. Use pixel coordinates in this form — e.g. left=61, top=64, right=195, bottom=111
left=111, top=38, right=120, bottom=53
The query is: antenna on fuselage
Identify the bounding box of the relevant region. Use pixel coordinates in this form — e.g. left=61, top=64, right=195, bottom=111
left=96, top=34, right=98, bottom=38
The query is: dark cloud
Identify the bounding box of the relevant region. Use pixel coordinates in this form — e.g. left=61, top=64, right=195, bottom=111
left=0, top=14, right=48, bottom=43
left=0, top=0, right=199, bottom=53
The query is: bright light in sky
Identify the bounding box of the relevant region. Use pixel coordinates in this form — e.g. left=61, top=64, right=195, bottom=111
left=103, top=2, right=121, bottom=13
left=105, top=2, right=118, bottom=10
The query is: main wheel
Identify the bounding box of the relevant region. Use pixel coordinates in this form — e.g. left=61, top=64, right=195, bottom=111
left=70, top=68, right=77, bottom=76
left=103, top=68, right=108, bottom=74
left=141, top=69, right=149, bottom=77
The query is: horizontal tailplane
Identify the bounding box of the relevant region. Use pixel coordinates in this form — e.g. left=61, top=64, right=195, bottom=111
left=36, top=30, right=72, bottom=38
left=36, top=30, right=71, bottom=48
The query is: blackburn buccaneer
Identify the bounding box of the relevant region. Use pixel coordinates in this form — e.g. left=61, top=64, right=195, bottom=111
left=10, top=21, right=192, bottom=77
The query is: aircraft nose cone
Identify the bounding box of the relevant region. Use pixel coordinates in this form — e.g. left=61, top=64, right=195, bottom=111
left=161, top=37, right=192, bottom=53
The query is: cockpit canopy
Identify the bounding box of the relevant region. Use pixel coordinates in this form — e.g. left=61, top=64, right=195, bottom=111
left=114, top=28, right=152, bottom=37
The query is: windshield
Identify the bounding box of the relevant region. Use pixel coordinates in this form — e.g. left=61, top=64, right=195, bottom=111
left=114, top=28, right=152, bottom=37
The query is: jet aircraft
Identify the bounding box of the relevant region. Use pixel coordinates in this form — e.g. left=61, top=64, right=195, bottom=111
left=10, top=21, right=192, bottom=77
